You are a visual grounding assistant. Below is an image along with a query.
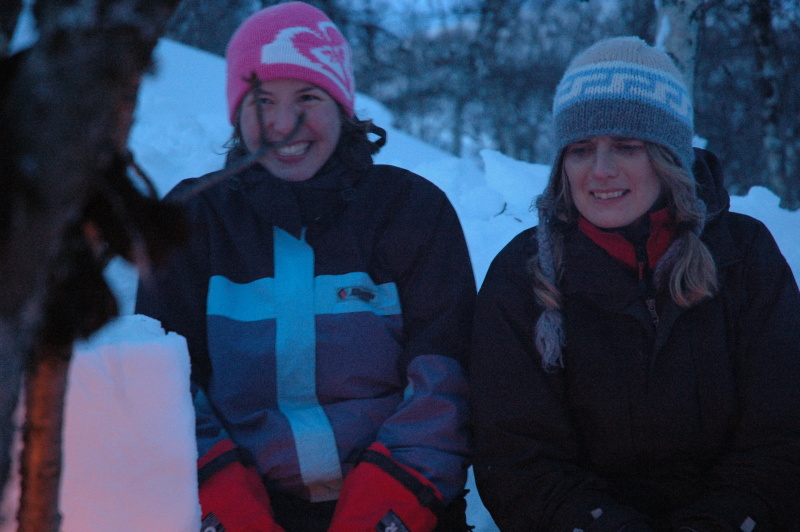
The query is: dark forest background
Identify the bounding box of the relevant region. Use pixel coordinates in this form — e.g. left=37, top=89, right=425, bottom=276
left=164, top=0, right=800, bottom=208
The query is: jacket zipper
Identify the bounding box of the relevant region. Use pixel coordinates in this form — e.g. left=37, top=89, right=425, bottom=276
left=636, top=242, right=659, bottom=327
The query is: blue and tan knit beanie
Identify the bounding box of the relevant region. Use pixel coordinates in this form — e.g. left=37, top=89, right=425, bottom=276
left=552, top=35, right=694, bottom=170
left=534, top=37, right=696, bottom=371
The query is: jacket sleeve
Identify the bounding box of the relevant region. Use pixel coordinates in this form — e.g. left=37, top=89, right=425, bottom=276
left=671, top=216, right=800, bottom=531
left=194, top=390, right=285, bottom=531
left=135, top=183, right=282, bottom=528
left=469, top=230, right=651, bottom=532
left=343, top=179, right=474, bottom=516
left=134, top=179, right=213, bottom=387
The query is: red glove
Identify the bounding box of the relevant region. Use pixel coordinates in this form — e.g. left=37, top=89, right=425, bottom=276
left=198, top=439, right=285, bottom=532
left=328, top=442, right=443, bottom=532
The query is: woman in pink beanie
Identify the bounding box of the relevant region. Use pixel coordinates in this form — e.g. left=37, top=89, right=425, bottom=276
left=135, top=3, right=474, bottom=532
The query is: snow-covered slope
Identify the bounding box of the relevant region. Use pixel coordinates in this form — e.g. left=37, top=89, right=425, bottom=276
left=4, top=37, right=799, bottom=532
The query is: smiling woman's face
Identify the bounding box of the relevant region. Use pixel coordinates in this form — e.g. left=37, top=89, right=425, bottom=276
left=239, top=78, right=342, bottom=182
left=563, top=136, right=662, bottom=229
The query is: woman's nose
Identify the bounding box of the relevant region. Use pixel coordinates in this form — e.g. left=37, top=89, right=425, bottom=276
left=591, top=147, right=618, bottom=179
left=268, top=103, right=301, bottom=138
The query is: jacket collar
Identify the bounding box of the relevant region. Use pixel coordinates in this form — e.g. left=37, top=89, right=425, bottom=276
left=561, top=217, right=742, bottom=306
left=560, top=226, right=643, bottom=312
left=577, top=207, right=677, bottom=272
left=229, top=155, right=366, bottom=238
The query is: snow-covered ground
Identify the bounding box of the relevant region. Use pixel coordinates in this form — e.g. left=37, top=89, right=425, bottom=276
left=3, top=38, right=800, bottom=532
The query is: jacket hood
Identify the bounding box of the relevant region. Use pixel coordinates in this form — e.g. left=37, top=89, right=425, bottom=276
left=691, top=147, right=730, bottom=224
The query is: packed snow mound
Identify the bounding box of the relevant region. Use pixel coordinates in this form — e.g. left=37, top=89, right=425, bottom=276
left=61, top=315, right=199, bottom=532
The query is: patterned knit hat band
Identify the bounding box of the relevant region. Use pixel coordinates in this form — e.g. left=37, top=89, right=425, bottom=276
left=552, top=37, right=694, bottom=170
left=225, top=2, right=355, bottom=124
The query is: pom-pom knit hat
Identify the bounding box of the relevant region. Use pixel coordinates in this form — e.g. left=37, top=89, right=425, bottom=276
left=552, top=36, right=694, bottom=171
left=225, top=1, right=355, bottom=124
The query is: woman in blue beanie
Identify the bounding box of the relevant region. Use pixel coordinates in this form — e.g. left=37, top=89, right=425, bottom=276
left=470, top=36, right=800, bottom=531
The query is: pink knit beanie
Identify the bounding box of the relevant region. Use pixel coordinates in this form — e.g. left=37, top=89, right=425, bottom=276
left=225, top=1, right=355, bottom=124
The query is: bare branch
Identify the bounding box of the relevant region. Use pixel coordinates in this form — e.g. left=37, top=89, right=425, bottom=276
left=171, top=77, right=306, bottom=203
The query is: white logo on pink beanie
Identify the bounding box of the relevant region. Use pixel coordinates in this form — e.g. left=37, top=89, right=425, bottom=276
left=260, top=22, right=354, bottom=105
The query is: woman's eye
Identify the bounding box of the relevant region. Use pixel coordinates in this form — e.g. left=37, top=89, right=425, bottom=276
left=566, top=146, right=590, bottom=157
left=615, top=143, right=644, bottom=154
left=300, top=93, right=322, bottom=103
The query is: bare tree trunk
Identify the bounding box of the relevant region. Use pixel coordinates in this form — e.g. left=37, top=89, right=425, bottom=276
left=787, top=129, right=799, bottom=205
left=452, top=97, right=464, bottom=157
left=472, top=0, right=525, bottom=79
left=750, top=0, right=798, bottom=209
left=0, top=0, right=181, bottom=519
left=655, top=0, right=702, bottom=94
left=0, top=336, right=24, bottom=521
left=470, top=0, right=526, bottom=157
left=18, top=345, right=71, bottom=532
left=0, top=0, right=22, bottom=55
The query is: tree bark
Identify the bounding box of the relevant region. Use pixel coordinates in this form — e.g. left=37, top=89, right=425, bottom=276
left=17, top=346, right=71, bottom=532
left=0, top=330, right=24, bottom=519
left=0, top=0, right=22, bottom=55
left=654, top=0, right=702, bottom=95
left=750, top=0, right=798, bottom=209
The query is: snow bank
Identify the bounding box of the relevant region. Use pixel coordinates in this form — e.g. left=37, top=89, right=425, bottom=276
left=0, top=315, right=199, bottom=532
left=60, top=314, right=200, bottom=532
left=730, top=186, right=800, bottom=278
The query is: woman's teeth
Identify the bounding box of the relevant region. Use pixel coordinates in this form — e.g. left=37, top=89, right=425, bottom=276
left=593, top=190, right=626, bottom=200
left=276, top=142, right=310, bottom=157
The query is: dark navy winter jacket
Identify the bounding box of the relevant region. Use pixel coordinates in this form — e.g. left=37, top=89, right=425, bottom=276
left=136, top=155, right=475, bottom=503
left=470, top=149, right=800, bottom=531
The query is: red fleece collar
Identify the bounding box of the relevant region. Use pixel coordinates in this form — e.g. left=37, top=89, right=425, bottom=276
left=578, top=208, right=677, bottom=271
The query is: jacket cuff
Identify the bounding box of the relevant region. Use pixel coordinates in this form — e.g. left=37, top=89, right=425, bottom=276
left=551, top=493, right=651, bottom=532
left=198, top=439, right=240, bottom=480
left=328, top=442, right=442, bottom=532
left=671, top=489, right=771, bottom=532
left=198, top=439, right=285, bottom=532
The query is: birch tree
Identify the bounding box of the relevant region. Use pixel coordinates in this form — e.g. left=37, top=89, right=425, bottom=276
left=654, top=0, right=703, bottom=94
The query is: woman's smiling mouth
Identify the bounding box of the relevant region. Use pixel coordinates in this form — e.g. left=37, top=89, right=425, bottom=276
left=592, top=190, right=627, bottom=200
left=275, top=141, right=311, bottom=157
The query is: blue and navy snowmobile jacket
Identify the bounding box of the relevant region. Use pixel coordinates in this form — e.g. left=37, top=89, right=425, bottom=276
left=135, top=153, right=475, bottom=504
